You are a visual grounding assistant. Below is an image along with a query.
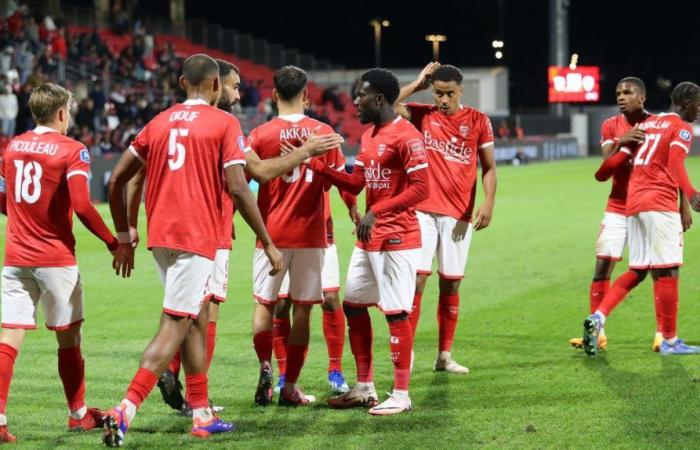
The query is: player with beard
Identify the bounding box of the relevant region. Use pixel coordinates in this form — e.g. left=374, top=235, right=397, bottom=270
left=127, top=59, right=342, bottom=413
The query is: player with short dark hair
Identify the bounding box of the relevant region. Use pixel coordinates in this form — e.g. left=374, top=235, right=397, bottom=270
left=136, top=61, right=342, bottom=413
left=246, top=65, right=347, bottom=406
left=568, top=77, right=684, bottom=352
left=309, top=67, right=429, bottom=415
left=395, top=62, right=497, bottom=374
left=582, top=81, right=700, bottom=356
left=0, top=82, right=128, bottom=443
left=101, top=54, right=284, bottom=446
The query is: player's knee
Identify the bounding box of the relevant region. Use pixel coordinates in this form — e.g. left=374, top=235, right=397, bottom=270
left=342, top=303, right=366, bottom=318
left=273, top=298, right=292, bottom=317
left=438, top=278, right=461, bottom=295
left=321, top=292, right=340, bottom=311
left=650, top=267, right=677, bottom=280
left=415, top=274, right=428, bottom=293
left=633, top=269, right=649, bottom=283
left=385, top=311, right=409, bottom=322
left=593, top=258, right=614, bottom=280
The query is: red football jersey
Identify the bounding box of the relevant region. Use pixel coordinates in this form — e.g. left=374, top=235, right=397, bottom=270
left=216, top=142, right=252, bottom=250
left=626, top=113, right=693, bottom=215
left=599, top=114, right=639, bottom=215
left=355, top=116, right=428, bottom=251
left=131, top=99, right=247, bottom=259
left=406, top=103, right=493, bottom=222
left=249, top=114, right=341, bottom=248
left=2, top=127, right=91, bottom=266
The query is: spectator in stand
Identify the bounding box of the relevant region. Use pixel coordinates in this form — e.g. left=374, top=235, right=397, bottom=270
left=51, top=24, right=68, bottom=82
left=241, top=79, right=261, bottom=108
left=0, top=83, right=17, bottom=136
left=322, top=85, right=344, bottom=112
left=497, top=119, right=511, bottom=139
left=15, top=41, right=33, bottom=84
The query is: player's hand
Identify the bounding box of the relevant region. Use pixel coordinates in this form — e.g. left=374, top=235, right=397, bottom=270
left=473, top=200, right=494, bottom=231
left=681, top=200, right=693, bottom=231
left=416, top=62, right=441, bottom=91
left=303, top=127, right=345, bottom=157
left=619, top=124, right=645, bottom=146
left=264, top=243, right=284, bottom=276
left=452, top=220, right=470, bottom=241
left=357, top=210, right=376, bottom=243
left=129, top=225, right=140, bottom=249
left=689, top=192, right=700, bottom=213
left=111, top=243, right=135, bottom=278
left=348, top=204, right=361, bottom=228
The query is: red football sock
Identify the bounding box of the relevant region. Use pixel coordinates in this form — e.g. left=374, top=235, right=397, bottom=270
left=388, top=319, right=413, bottom=391
left=272, top=318, right=290, bottom=375
left=654, top=277, right=679, bottom=340
left=596, top=271, right=643, bottom=317
left=438, top=293, right=460, bottom=352
left=167, top=350, right=181, bottom=377
left=124, top=368, right=158, bottom=409
left=408, top=292, right=422, bottom=337
left=57, top=345, right=86, bottom=412
left=654, top=293, right=663, bottom=333
left=0, top=344, right=18, bottom=414
left=206, top=322, right=217, bottom=371
left=346, top=307, right=373, bottom=383
left=323, top=309, right=345, bottom=372
left=589, top=279, right=610, bottom=314
left=253, top=330, right=273, bottom=363
left=184, top=373, right=208, bottom=409
left=284, top=344, right=308, bottom=385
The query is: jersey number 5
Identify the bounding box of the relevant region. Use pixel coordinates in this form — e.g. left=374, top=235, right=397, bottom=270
left=633, top=133, right=661, bottom=166
left=13, top=160, right=42, bottom=204
left=169, top=128, right=189, bottom=170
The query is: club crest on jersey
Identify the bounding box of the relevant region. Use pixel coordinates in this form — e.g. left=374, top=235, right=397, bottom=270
left=459, top=124, right=469, bottom=138
left=680, top=129, right=691, bottom=141
left=407, top=139, right=426, bottom=159
left=80, top=149, right=90, bottom=163
left=378, top=144, right=387, bottom=156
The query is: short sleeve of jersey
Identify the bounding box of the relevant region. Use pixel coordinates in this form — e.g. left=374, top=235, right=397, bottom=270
left=246, top=127, right=261, bottom=156
left=66, top=144, right=91, bottom=178
left=478, top=114, right=495, bottom=148
left=131, top=123, right=150, bottom=160
left=405, top=102, right=432, bottom=129
left=600, top=119, right=615, bottom=147
left=670, top=122, right=694, bottom=154
left=222, top=116, right=247, bottom=168
left=400, top=129, right=429, bottom=174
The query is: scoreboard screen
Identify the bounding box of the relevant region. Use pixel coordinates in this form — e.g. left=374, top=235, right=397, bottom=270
left=548, top=66, right=600, bottom=103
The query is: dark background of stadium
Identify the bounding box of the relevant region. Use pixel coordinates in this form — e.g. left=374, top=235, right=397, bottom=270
left=70, top=0, right=700, bottom=111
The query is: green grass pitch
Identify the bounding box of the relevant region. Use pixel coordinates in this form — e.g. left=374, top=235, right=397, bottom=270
left=2, top=157, right=700, bottom=449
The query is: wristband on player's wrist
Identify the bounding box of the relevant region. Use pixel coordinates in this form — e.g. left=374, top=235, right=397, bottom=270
left=117, top=231, right=131, bottom=244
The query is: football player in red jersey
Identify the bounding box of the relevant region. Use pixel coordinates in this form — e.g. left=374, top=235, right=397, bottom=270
left=246, top=66, right=347, bottom=406
left=102, top=54, right=283, bottom=446
left=131, top=60, right=342, bottom=414
left=582, top=82, right=700, bottom=356
left=0, top=83, right=128, bottom=443
left=568, top=78, right=684, bottom=352
left=272, top=186, right=358, bottom=397
left=309, top=68, right=429, bottom=415
left=395, top=63, right=497, bottom=374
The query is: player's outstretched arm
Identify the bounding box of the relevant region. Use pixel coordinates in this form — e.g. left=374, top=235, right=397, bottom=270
left=225, top=163, right=283, bottom=275
left=668, top=147, right=700, bottom=212
left=395, top=62, right=441, bottom=119
left=126, top=166, right=146, bottom=248
left=308, top=158, right=365, bottom=195
left=340, top=190, right=360, bottom=226
left=474, top=144, right=497, bottom=231
left=246, top=128, right=343, bottom=183
left=108, top=149, right=143, bottom=277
